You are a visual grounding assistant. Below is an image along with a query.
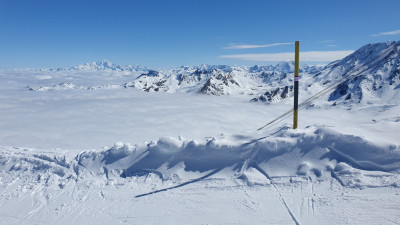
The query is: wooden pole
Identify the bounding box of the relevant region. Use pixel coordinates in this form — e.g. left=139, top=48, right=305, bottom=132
left=293, top=41, right=299, bottom=129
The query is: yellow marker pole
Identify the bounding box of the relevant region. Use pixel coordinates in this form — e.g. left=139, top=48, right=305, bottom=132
left=293, top=41, right=300, bottom=129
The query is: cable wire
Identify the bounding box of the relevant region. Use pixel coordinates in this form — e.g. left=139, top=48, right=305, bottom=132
left=257, top=43, right=398, bottom=131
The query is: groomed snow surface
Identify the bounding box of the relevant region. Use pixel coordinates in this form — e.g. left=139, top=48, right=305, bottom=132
left=1, top=61, right=400, bottom=224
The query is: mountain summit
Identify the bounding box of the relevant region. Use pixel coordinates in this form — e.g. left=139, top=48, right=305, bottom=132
left=66, top=60, right=148, bottom=72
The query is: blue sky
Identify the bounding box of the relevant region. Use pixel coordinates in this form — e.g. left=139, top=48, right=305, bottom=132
left=1, top=0, right=400, bottom=68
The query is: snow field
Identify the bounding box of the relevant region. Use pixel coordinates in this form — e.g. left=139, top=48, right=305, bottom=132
left=1, top=122, right=399, bottom=224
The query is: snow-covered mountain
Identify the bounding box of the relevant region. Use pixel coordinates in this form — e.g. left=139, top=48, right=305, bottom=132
left=58, top=59, right=148, bottom=72
left=315, top=41, right=400, bottom=105
left=130, top=63, right=319, bottom=96
left=131, top=65, right=239, bottom=94
left=248, top=61, right=323, bottom=74
left=253, top=41, right=400, bottom=105
left=251, top=85, right=294, bottom=103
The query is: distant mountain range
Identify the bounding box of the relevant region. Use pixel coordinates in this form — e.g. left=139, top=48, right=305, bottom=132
left=54, top=59, right=149, bottom=72
left=31, top=41, right=400, bottom=106
left=127, top=62, right=326, bottom=96
left=48, top=60, right=321, bottom=96
left=128, top=40, right=400, bottom=106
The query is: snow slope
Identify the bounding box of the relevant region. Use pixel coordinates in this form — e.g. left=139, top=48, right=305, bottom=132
left=316, top=41, right=400, bottom=105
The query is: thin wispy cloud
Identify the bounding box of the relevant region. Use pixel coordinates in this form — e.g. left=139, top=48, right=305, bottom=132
left=219, top=50, right=354, bottom=62
left=327, top=45, right=338, bottom=47
left=320, top=40, right=335, bottom=43
left=224, top=42, right=292, bottom=49
left=372, top=29, right=400, bottom=37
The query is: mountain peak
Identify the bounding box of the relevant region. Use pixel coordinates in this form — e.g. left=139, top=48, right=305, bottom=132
left=276, top=61, right=295, bottom=72
left=65, top=60, right=148, bottom=72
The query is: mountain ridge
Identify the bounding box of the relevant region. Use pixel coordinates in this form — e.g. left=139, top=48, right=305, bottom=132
left=27, top=41, right=400, bottom=106
left=316, top=41, right=400, bottom=105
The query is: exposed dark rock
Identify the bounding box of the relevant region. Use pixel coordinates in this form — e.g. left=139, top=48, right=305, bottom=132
left=251, top=85, right=294, bottom=103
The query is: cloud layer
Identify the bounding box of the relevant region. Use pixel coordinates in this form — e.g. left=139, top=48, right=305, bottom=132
left=372, top=29, right=400, bottom=37
left=224, top=42, right=292, bottom=49
left=220, top=50, right=354, bottom=62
